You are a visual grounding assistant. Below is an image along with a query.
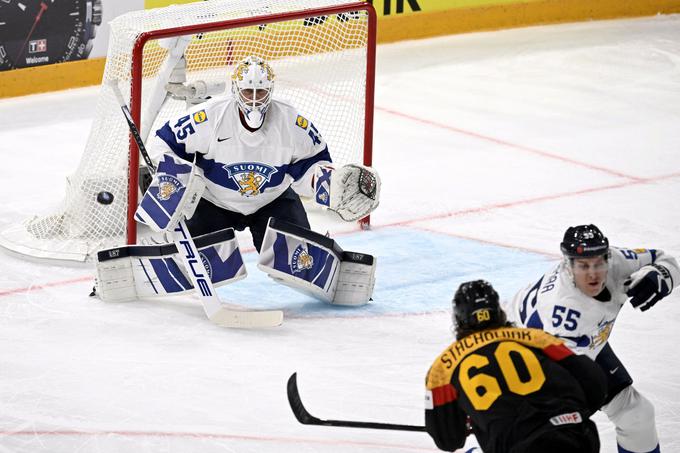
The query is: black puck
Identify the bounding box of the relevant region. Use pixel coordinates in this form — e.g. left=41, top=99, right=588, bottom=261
left=96, top=191, right=114, bottom=205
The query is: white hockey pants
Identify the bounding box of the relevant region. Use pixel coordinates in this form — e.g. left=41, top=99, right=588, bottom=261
left=602, top=386, right=659, bottom=453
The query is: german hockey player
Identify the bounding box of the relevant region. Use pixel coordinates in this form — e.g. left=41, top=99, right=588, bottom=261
left=425, top=280, right=606, bottom=453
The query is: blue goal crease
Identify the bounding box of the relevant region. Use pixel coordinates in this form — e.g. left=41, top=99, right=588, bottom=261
left=216, top=226, right=557, bottom=318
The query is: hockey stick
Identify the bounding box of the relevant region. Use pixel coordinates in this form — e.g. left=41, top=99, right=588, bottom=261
left=287, top=373, right=427, bottom=432
left=110, top=80, right=283, bottom=328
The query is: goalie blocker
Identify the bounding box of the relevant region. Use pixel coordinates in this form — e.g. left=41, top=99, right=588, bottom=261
left=257, top=218, right=376, bottom=306
left=94, top=227, right=246, bottom=302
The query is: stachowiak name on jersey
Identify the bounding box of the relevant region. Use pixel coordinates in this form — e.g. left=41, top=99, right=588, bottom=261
left=434, top=327, right=554, bottom=368
left=427, top=327, right=571, bottom=384
left=425, top=326, right=605, bottom=453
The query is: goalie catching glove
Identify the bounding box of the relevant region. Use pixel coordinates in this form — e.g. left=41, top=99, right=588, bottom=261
left=135, top=154, right=205, bottom=232
left=314, top=164, right=380, bottom=221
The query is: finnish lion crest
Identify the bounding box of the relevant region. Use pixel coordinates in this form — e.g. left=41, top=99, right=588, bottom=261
left=224, top=162, right=277, bottom=197
left=238, top=172, right=264, bottom=196
left=291, top=244, right=314, bottom=274
left=590, top=319, right=614, bottom=349
left=317, top=191, right=329, bottom=205
left=156, top=175, right=183, bottom=201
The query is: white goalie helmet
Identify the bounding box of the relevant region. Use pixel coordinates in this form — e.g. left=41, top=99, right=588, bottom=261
left=231, top=56, right=275, bottom=129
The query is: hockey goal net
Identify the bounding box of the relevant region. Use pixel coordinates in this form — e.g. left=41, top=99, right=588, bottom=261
left=0, top=0, right=376, bottom=262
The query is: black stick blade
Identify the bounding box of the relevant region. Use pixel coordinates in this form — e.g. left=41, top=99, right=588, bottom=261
left=287, top=372, right=323, bottom=425
left=286, top=372, right=427, bottom=432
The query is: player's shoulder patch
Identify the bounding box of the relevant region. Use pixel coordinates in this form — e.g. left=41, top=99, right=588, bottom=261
left=632, top=248, right=647, bottom=254
left=193, top=109, right=208, bottom=124
left=295, top=114, right=309, bottom=130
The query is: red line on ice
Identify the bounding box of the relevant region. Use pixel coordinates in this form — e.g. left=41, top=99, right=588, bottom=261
left=374, top=171, right=680, bottom=229
left=0, top=276, right=93, bottom=297
left=376, top=106, right=644, bottom=181
left=2, top=176, right=677, bottom=299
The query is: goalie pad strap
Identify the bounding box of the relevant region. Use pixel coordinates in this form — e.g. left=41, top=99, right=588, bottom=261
left=341, top=250, right=374, bottom=266
left=264, top=218, right=374, bottom=266
left=97, top=228, right=235, bottom=262
left=268, top=217, right=342, bottom=254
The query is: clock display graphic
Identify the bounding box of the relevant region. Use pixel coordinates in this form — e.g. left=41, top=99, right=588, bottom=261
left=0, top=0, right=102, bottom=70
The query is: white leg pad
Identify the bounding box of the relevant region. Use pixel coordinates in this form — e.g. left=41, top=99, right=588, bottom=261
left=257, top=218, right=375, bottom=306
left=94, top=257, right=138, bottom=302
left=94, top=227, right=246, bottom=302
left=602, top=385, right=659, bottom=452
left=333, top=255, right=377, bottom=306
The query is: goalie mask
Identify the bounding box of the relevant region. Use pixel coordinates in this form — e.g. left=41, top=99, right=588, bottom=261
left=231, top=56, right=275, bottom=129
left=452, top=280, right=505, bottom=333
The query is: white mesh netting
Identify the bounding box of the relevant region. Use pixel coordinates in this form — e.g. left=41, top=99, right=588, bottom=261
left=0, top=0, right=373, bottom=262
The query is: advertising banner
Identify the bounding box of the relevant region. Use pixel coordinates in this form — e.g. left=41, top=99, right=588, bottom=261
left=145, top=0, right=540, bottom=16
left=3, top=0, right=680, bottom=94
left=0, top=0, right=142, bottom=71
left=371, top=0, right=543, bottom=17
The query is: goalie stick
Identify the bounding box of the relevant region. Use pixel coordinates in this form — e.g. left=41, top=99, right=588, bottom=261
left=287, top=373, right=426, bottom=432
left=110, top=80, right=283, bottom=328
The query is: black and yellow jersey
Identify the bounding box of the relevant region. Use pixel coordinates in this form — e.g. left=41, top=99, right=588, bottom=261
left=425, top=327, right=606, bottom=453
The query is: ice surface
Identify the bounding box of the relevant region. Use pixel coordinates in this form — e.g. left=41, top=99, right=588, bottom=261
left=1, top=14, right=680, bottom=453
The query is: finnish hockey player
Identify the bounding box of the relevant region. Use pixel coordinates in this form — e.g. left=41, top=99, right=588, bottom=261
left=504, top=224, right=680, bottom=453
left=426, top=280, right=606, bottom=453
left=95, top=56, right=379, bottom=306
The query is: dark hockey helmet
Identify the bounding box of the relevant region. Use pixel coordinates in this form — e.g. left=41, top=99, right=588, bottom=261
left=453, top=280, right=503, bottom=331
left=560, top=224, right=609, bottom=259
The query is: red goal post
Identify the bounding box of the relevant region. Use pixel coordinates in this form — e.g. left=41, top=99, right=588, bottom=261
left=126, top=2, right=377, bottom=245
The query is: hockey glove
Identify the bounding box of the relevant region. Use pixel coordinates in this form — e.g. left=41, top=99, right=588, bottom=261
left=314, top=164, right=381, bottom=222
left=624, top=264, right=673, bottom=311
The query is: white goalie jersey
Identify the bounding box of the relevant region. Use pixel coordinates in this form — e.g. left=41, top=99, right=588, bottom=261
left=146, top=97, right=331, bottom=215
left=504, top=247, right=680, bottom=360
